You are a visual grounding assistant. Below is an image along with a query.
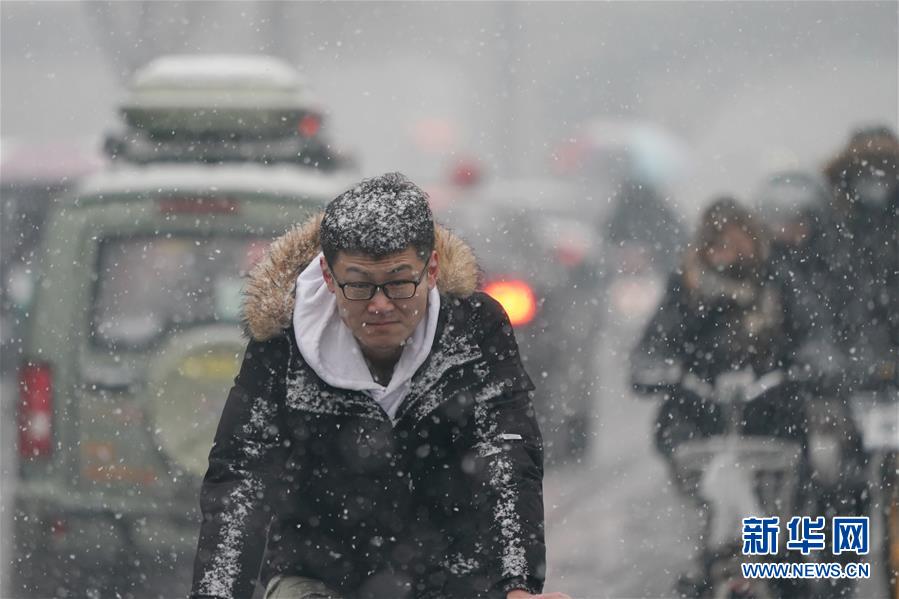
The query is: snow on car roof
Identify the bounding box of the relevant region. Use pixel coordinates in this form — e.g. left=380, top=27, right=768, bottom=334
left=133, top=54, right=303, bottom=90
left=76, top=163, right=353, bottom=203
left=124, top=54, right=316, bottom=110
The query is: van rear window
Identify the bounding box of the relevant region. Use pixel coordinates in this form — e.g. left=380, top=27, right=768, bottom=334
left=91, top=235, right=268, bottom=348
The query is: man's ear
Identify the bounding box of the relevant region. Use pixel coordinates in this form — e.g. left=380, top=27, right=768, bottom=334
left=320, top=255, right=336, bottom=294
left=427, top=249, right=439, bottom=289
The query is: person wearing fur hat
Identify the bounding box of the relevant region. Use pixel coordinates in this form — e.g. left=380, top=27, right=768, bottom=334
left=814, top=128, right=899, bottom=599
left=189, top=173, right=569, bottom=599
left=821, top=126, right=899, bottom=373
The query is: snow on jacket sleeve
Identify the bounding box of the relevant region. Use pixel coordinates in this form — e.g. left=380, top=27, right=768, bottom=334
left=469, top=293, right=546, bottom=597
left=190, top=336, right=291, bottom=599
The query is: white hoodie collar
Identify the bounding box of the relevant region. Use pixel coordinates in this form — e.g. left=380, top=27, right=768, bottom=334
left=292, top=253, right=440, bottom=421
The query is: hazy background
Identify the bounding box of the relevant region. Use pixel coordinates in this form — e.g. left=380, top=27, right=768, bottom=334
left=2, top=1, right=897, bottom=213
left=1, top=3, right=898, bottom=597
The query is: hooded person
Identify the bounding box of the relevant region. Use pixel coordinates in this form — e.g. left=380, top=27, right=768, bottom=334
left=628, top=197, right=828, bottom=597
left=751, top=170, right=846, bottom=373
left=822, top=126, right=899, bottom=367
left=825, top=125, right=899, bottom=223
left=632, top=194, right=843, bottom=435
left=188, top=173, right=562, bottom=599
left=628, top=196, right=837, bottom=474
left=603, top=179, right=687, bottom=275
left=631, top=197, right=795, bottom=403
left=752, top=170, right=831, bottom=281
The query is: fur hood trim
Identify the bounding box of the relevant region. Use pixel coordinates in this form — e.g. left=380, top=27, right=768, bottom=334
left=242, top=212, right=480, bottom=341
left=824, top=132, right=899, bottom=185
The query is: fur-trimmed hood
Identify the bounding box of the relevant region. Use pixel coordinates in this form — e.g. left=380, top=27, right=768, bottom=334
left=242, top=212, right=480, bottom=341
left=824, top=130, right=899, bottom=214
left=824, top=130, right=899, bottom=186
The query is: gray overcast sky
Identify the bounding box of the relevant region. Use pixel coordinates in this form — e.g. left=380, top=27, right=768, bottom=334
left=2, top=1, right=897, bottom=208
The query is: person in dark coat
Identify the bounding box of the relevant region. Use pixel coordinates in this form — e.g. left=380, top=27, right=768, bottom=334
left=821, top=127, right=899, bottom=374
left=189, top=173, right=567, bottom=599
left=751, top=170, right=843, bottom=377
left=603, top=180, right=687, bottom=275
left=753, top=169, right=869, bottom=599
left=629, top=197, right=830, bottom=597
left=752, top=170, right=831, bottom=285
left=631, top=197, right=818, bottom=460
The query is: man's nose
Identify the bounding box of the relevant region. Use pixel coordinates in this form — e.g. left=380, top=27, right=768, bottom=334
left=367, top=288, right=395, bottom=313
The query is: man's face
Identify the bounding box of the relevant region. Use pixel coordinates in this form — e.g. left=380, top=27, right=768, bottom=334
left=321, top=247, right=438, bottom=359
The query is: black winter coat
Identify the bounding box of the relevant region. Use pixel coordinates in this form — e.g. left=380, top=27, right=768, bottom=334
left=817, top=206, right=899, bottom=360
left=630, top=266, right=822, bottom=456
left=190, top=217, right=545, bottom=599
left=631, top=270, right=809, bottom=385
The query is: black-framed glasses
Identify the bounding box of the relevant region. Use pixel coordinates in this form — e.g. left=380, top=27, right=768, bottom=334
left=331, top=266, right=428, bottom=301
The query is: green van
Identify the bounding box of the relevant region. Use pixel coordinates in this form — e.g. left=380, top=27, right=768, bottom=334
left=11, top=53, right=353, bottom=598
left=12, top=162, right=348, bottom=598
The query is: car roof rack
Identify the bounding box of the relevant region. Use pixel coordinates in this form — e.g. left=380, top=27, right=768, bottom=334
left=104, top=127, right=351, bottom=171
left=104, top=54, right=353, bottom=170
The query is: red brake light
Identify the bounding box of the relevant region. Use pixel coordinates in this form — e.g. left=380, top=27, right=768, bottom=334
left=555, top=243, right=588, bottom=267
left=450, top=158, right=483, bottom=187
left=484, top=280, right=538, bottom=327
left=298, top=114, right=321, bottom=138
left=19, top=362, right=53, bottom=459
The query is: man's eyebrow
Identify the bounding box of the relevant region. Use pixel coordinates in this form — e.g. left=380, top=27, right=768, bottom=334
left=388, top=264, right=414, bottom=274
left=344, top=263, right=415, bottom=276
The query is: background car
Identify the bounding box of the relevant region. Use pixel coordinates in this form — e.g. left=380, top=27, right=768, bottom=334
left=429, top=177, right=606, bottom=465
left=11, top=55, right=353, bottom=599
left=0, top=139, right=106, bottom=377
left=14, top=165, right=347, bottom=598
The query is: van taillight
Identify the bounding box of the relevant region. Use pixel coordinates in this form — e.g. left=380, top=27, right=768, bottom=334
left=298, top=114, right=322, bottom=138
left=18, top=362, right=53, bottom=459
left=484, top=280, right=538, bottom=327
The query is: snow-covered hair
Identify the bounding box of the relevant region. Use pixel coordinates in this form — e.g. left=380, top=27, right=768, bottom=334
left=320, top=172, right=435, bottom=266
